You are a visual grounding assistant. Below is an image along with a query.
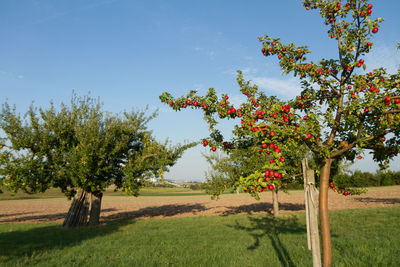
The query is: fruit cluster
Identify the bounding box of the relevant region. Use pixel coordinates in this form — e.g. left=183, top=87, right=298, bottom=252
left=329, top=179, right=351, bottom=196
left=259, top=142, right=281, bottom=155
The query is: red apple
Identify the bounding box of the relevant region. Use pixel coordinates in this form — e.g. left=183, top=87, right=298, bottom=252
left=372, top=27, right=378, bottom=33
left=268, top=184, right=274, bottom=190
left=262, top=143, right=268, bottom=148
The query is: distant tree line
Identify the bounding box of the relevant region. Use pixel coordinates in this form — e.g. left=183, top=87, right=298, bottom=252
left=332, top=170, right=400, bottom=187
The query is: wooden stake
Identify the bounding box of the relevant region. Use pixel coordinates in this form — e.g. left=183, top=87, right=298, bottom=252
left=302, top=158, right=322, bottom=267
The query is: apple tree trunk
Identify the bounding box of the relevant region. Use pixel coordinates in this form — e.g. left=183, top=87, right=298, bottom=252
left=88, top=191, right=103, bottom=226
left=62, top=189, right=90, bottom=228
left=272, top=187, right=279, bottom=218
left=319, top=159, right=333, bottom=267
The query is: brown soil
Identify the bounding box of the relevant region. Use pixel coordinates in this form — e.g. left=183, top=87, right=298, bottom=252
left=0, top=186, right=399, bottom=224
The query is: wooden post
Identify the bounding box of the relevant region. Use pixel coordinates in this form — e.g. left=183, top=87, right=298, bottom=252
left=302, top=159, right=311, bottom=250
left=272, top=187, right=279, bottom=218
left=302, top=158, right=322, bottom=267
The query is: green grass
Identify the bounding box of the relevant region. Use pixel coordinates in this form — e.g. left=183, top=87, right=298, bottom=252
left=0, top=206, right=399, bottom=266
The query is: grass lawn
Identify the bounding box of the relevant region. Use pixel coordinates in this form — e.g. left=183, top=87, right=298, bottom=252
left=0, top=206, right=399, bottom=266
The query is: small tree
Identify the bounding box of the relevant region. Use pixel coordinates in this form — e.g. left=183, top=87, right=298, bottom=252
left=161, top=1, right=400, bottom=265
left=203, top=141, right=306, bottom=217
left=0, top=94, right=193, bottom=227
left=160, top=83, right=312, bottom=221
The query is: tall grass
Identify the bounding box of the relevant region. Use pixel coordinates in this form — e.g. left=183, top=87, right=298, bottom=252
left=0, top=206, right=399, bottom=266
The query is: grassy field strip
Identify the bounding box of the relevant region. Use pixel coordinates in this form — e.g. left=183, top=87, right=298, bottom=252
left=0, top=206, right=399, bottom=266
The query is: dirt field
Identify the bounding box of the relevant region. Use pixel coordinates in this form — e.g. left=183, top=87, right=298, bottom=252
left=0, top=186, right=399, bottom=224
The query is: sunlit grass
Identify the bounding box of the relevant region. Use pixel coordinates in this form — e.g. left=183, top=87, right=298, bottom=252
left=0, top=206, right=399, bottom=266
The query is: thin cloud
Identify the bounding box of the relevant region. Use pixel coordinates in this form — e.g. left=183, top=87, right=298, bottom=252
left=0, top=70, right=24, bottom=80
left=243, top=56, right=253, bottom=61
left=222, top=67, right=258, bottom=77
left=241, top=67, right=258, bottom=75
left=193, top=47, right=216, bottom=60
left=248, top=76, right=301, bottom=97
left=364, top=43, right=400, bottom=73
left=228, top=94, right=246, bottom=107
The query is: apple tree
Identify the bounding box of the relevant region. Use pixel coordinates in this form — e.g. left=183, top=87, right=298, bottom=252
left=0, top=94, right=193, bottom=227
left=160, top=79, right=314, bottom=219
left=160, top=0, right=400, bottom=265
left=256, top=0, right=400, bottom=264
left=202, top=133, right=308, bottom=217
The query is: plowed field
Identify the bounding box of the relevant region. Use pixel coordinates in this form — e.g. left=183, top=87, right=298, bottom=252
left=1, top=186, right=399, bottom=224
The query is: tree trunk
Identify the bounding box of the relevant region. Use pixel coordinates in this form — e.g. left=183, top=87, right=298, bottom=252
left=88, top=191, right=103, bottom=226
left=272, top=187, right=279, bottom=218
left=320, top=159, right=333, bottom=267
left=62, top=189, right=90, bottom=228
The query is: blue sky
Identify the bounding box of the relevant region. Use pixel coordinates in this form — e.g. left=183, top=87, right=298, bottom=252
left=1, top=0, right=400, bottom=181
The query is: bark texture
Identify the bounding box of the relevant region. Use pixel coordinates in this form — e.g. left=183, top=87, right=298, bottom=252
left=272, top=188, right=279, bottom=218
left=88, top=191, right=103, bottom=226
left=62, top=189, right=90, bottom=228
left=319, top=159, right=333, bottom=267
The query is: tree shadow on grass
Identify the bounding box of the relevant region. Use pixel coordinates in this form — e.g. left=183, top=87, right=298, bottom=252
left=229, top=213, right=306, bottom=267
left=0, top=219, right=135, bottom=263
left=102, top=204, right=208, bottom=221
left=221, top=202, right=305, bottom=216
